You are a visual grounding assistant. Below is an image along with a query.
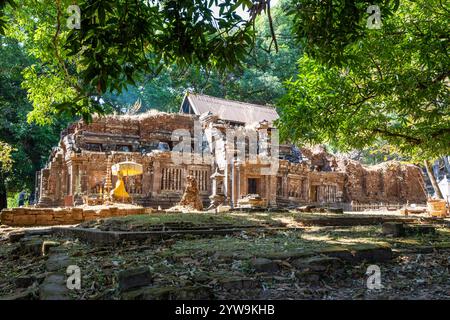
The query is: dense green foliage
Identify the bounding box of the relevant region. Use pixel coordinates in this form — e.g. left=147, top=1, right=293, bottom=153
left=1, top=0, right=393, bottom=120
left=288, top=0, right=399, bottom=66
left=0, top=37, right=72, bottom=209
left=104, top=1, right=300, bottom=112
left=0, top=141, right=13, bottom=172
left=277, top=0, right=449, bottom=161
left=2, top=0, right=258, bottom=121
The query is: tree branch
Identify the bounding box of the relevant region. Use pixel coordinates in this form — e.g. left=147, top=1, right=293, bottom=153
left=372, top=128, right=423, bottom=144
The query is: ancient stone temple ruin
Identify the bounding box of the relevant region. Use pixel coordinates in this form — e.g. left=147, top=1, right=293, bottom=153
left=34, top=93, right=427, bottom=209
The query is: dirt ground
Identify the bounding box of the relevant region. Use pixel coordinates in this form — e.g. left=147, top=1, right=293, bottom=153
left=0, top=211, right=449, bottom=300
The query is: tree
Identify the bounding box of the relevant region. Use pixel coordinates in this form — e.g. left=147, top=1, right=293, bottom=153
left=0, top=37, right=72, bottom=210
left=2, top=0, right=261, bottom=121
left=0, top=141, right=14, bottom=210
left=2, top=0, right=372, bottom=121
left=277, top=0, right=449, bottom=197
left=103, top=0, right=301, bottom=112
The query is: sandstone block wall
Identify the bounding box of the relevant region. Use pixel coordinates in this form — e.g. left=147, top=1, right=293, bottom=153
left=36, top=108, right=428, bottom=209
left=0, top=207, right=149, bottom=227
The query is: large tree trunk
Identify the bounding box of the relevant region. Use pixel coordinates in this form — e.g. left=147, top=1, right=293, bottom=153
left=424, top=160, right=443, bottom=199
left=0, top=180, right=7, bottom=212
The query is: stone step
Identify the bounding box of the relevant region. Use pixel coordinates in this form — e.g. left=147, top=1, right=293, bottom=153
left=39, top=274, right=69, bottom=300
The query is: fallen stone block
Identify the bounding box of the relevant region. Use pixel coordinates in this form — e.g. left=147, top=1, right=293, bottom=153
left=46, top=253, right=72, bottom=272
left=317, top=246, right=354, bottom=262
left=39, top=274, right=69, bottom=300
left=8, top=231, right=26, bottom=243
left=350, top=244, right=393, bottom=263
left=382, top=222, right=406, bottom=237
left=250, top=258, right=279, bottom=273
left=20, top=238, right=44, bottom=256
left=118, top=267, right=153, bottom=292
left=15, top=275, right=36, bottom=288
left=292, top=256, right=343, bottom=272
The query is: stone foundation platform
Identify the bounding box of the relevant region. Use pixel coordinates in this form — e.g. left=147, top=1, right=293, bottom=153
left=0, top=206, right=150, bottom=227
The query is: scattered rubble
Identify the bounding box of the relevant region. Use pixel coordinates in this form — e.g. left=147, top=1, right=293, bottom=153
left=118, top=267, right=153, bottom=292
left=176, top=175, right=204, bottom=211
left=0, top=211, right=449, bottom=300
left=250, top=258, right=279, bottom=273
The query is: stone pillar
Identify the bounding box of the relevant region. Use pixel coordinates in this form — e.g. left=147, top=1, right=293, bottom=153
left=60, top=168, right=66, bottom=201
left=224, top=163, right=229, bottom=205
left=81, top=167, right=88, bottom=194
left=263, top=175, right=269, bottom=203
left=67, top=163, right=74, bottom=196
left=142, top=164, right=151, bottom=196
left=182, top=165, right=188, bottom=191
left=72, top=163, right=83, bottom=205
left=152, top=161, right=161, bottom=197
left=54, top=169, right=61, bottom=204
left=238, top=165, right=245, bottom=200
left=37, top=169, right=52, bottom=207
left=236, top=163, right=241, bottom=202
left=34, top=170, right=41, bottom=205
left=231, top=162, right=236, bottom=208
left=281, top=174, right=289, bottom=198
left=104, top=156, right=112, bottom=197
left=268, top=175, right=277, bottom=206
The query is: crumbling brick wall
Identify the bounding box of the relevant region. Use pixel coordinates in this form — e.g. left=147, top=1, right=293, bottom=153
left=340, top=160, right=426, bottom=204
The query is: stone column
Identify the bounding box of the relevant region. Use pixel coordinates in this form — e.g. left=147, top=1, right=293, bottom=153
left=268, top=175, right=277, bottom=206
left=72, top=163, right=83, bottom=205
left=34, top=170, right=41, bottom=205
left=231, top=162, right=236, bottom=208
left=152, top=161, right=161, bottom=197
left=224, top=163, right=229, bottom=205
left=236, top=163, right=241, bottom=202
left=282, top=176, right=288, bottom=199
left=37, top=168, right=56, bottom=207
left=142, top=162, right=151, bottom=196
left=54, top=169, right=61, bottom=204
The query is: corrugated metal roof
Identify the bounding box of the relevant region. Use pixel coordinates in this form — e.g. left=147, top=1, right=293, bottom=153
left=182, top=93, right=279, bottom=124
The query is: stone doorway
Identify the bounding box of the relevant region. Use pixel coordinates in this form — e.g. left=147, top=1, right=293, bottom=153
left=248, top=178, right=260, bottom=194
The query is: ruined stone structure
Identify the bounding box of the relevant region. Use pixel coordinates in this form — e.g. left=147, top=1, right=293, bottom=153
left=178, top=175, right=204, bottom=211
left=34, top=93, right=427, bottom=209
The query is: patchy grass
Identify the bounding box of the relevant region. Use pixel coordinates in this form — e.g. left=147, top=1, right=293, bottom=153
left=167, top=230, right=329, bottom=259
left=80, top=212, right=300, bottom=231
left=79, top=210, right=445, bottom=231
left=303, top=225, right=450, bottom=250
left=167, top=225, right=450, bottom=259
